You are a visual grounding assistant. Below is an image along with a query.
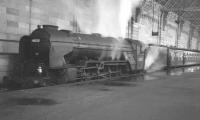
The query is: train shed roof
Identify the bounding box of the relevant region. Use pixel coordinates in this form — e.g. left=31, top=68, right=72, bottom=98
left=156, top=0, right=200, bottom=28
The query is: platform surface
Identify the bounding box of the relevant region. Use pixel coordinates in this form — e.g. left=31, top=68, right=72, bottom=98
left=0, top=69, right=200, bottom=120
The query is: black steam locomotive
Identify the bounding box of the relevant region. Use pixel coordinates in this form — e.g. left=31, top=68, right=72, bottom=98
left=13, top=25, right=146, bottom=87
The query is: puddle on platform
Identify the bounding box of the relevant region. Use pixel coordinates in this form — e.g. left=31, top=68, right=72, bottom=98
left=98, top=88, right=111, bottom=91
left=12, top=97, right=58, bottom=106
left=143, top=75, right=157, bottom=81
left=141, top=66, right=200, bottom=81
left=98, top=81, right=136, bottom=87
left=122, top=66, right=200, bottom=82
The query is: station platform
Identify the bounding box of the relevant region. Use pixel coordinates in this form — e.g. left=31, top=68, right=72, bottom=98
left=0, top=67, right=200, bottom=120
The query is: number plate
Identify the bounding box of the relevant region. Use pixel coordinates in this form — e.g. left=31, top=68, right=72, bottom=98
left=32, top=39, right=40, bottom=42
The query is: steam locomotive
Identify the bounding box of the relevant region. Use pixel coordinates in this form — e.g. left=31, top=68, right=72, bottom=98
left=13, top=25, right=146, bottom=87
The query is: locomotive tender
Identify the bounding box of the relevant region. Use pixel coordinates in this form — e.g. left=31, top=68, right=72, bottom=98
left=17, top=25, right=146, bottom=86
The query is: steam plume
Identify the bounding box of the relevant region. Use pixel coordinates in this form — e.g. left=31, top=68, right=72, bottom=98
left=60, top=0, right=141, bottom=38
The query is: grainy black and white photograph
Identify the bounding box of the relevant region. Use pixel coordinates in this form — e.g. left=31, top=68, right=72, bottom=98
left=0, top=0, right=200, bottom=120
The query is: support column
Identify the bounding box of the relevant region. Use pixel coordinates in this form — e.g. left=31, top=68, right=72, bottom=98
left=29, top=0, right=32, bottom=33
left=197, top=31, right=200, bottom=50
left=188, top=26, right=194, bottom=49
left=175, top=20, right=180, bottom=48
left=159, top=8, right=168, bottom=45
left=175, top=25, right=179, bottom=48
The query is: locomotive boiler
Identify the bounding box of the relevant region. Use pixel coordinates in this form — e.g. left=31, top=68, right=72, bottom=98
left=17, top=25, right=146, bottom=86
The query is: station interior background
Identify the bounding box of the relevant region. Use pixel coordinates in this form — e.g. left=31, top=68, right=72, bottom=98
left=0, top=0, right=199, bottom=81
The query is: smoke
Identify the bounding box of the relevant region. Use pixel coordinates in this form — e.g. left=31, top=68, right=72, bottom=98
left=59, top=0, right=142, bottom=61
left=145, top=46, right=168, bottom=72
left=95, top=0, right=141, bottom=60
left=59, top=0, right=141, bottom=38
left=96, top=0, right=121, bottom=37
left=111, top=38, right=124, bottom=60
left=74, top=0, right=99, bottom=33
left=119, top=0, right=141, bottom=37
left=59, top=0, right=169, bottom=70
left=58, top=0, right=98, bottom=32
left=96, top=0, right=141, bottom=37
left=145, top=47, right=160, bottom=70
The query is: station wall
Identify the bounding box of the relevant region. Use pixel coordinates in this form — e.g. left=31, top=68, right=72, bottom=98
left=134, top=0, right=200, bottom=50
left=0, top=0, right=76, bottom=53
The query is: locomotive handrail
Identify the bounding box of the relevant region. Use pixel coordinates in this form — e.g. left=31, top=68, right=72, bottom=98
left=80, top=66, right=98, bottom=70
left=0, top=39, right=20, bottom=43
left=49, top=65, right=85, bottom=70
left=52, top=40, right=131, bottom=49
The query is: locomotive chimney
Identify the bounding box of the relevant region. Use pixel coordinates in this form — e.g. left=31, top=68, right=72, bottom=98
left=43, top=25, right=59, bottom=31
left=37, top=25, right=41, bottom=29
left=60, top=30, right=72, bottom=34
left=92, top=33, right=101, bottom=37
